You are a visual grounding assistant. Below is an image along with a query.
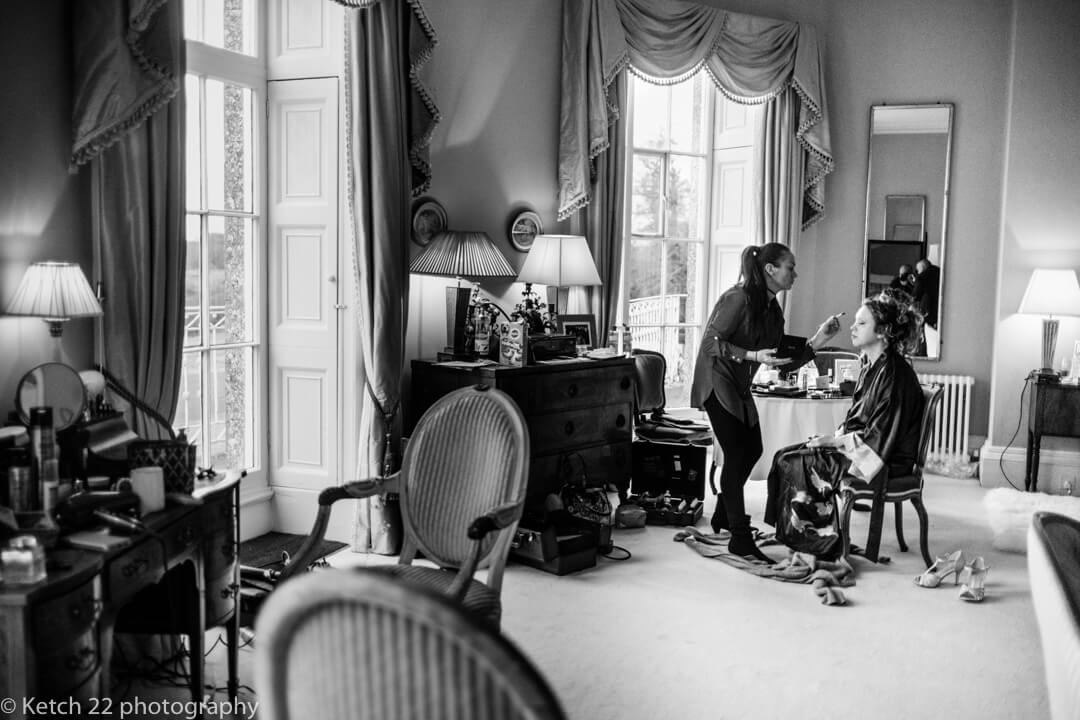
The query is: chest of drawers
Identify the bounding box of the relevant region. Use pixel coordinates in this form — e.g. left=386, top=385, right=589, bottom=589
left=410, top=358, right=635, bottom=503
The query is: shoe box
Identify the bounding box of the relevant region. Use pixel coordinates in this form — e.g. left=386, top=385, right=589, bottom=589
left=510, top=518, right=608, bottom=575
left=623, top=492, right=703, bottom=526
left=630, top=442, right=706, bottom=500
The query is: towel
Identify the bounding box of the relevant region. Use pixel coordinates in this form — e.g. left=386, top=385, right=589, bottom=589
left=674, top=526, right=855, bottom=606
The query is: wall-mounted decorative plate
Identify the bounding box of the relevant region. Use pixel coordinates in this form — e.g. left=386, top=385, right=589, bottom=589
left=412, top=199, right=447, bottom=246
left=509, top=210, right=542, bottom=252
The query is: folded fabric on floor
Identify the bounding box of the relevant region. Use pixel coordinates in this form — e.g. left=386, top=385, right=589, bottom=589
left=673, top=526, right=855, bottom=606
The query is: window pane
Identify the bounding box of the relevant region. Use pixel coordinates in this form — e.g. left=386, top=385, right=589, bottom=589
left=205, top=79, right=254, bottom=213
left=631, top=155, right=663, bottom=235
left=185, top=75, right=202, bottom=211
left=632, top=79, right=670, bottom=150
left=184, top=215, right=203, bottom=347
left=207, top=215, right=254, bottom=344
left=667, top=155, right=706, bottom=240
left=669, top=77, right=707, bottom=153
left=664, top=241, right=705, bottom=325
left=175, top=351, right=204, bottom=444
left=209, top=347, right=254, bottom=470
left=664, top=326, right=699, bottom=409
left=185, top=0, right=258, bottom=57
left=628, top=237, right=662, bottom=299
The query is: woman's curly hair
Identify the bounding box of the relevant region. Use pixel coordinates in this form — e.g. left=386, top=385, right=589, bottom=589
left=863, top=288, right=925, bottom=355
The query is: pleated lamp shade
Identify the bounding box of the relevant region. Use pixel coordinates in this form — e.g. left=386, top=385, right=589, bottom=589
left=409, top=231, right=514, bottom=355
left=5, top=261, right=103, bottom=337
left=409, top=230, right=515, bottom=279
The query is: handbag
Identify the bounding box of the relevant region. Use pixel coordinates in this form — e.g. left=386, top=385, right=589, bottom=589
left=561, top=483, right=613, bottom=527
left=557, top=452, right=613, bottom=528
left=127, top=432, right=197, bottom=494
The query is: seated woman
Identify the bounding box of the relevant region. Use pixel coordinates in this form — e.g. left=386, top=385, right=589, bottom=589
left=762, top=290, right=925, bottom=559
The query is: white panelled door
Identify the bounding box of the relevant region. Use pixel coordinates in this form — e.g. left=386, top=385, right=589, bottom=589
left=709, top=98, right=758, bottom=302
left=267, top=77, right=341, bottom=532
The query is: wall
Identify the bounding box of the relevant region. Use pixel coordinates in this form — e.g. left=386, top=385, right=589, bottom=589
left=409, top=0, right=569, bottom=371
left=415, top=0, right=1013, bottom=438
left=982, top=0, right=1080, bottom=490
left=0, top=2, right=94, bottom=413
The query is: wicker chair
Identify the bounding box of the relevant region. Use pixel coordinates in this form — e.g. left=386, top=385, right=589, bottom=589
left=254, top=569, right=567, bottom=720
left=1028, top=512, right=1080, bottom=720
left=837, top=383, right=944, bottom=566
left=270, top=383, right=530, bottom=630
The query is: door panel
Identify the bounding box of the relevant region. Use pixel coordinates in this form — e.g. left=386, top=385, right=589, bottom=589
left=268, top=77, right=339, bottom=498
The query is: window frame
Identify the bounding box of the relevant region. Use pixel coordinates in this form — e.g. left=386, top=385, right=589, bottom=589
left=180, top=4, right=268, bottom=485
left=623, top=74, right=717, bottom=409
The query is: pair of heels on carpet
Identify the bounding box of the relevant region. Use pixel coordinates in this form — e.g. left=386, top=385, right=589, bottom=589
left=913, top=549, right=990, bottom=602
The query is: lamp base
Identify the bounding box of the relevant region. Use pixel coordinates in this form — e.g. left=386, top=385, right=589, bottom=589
left=1032, top=369, right=1061, bottom=383
left=445, top=285, right=473, bottom=355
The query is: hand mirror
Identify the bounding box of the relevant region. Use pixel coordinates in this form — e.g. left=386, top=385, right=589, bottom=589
left=16, top=362, right=88, bottom=431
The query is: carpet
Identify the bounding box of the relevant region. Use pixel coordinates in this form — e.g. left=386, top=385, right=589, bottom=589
left=239, top=531, right=347, bottom=570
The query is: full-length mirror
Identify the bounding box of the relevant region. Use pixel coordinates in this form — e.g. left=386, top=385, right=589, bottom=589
left=863, top=103, right=953, bottom=360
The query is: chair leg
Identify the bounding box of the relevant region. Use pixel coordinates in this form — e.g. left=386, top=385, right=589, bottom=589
left=838, top=491, right=854, bottom=561
left=894, top=501, right=908, bottom=552
left=911, top=496, right=932, bottom=568
left=863, top=498, right=885, bottom=563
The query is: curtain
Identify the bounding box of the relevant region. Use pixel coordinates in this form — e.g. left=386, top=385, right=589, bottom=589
left=559, top=0, right=835, bottom=321
left=335, top=0, right=438, bottom=553
left=582, top=73, right=628, bottom=339
left=73, top=0, right=186, bottom=439
left=758, top=87, right=805, bottom=255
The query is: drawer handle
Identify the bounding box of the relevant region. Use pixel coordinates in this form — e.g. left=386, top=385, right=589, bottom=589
left=177, top=525, right=197, bottom=547
left=122, top=556, right=151, bottom=578
left=564, top=421, right=575, bottom=435
left=615, top=414, right=626, bottom=428
left=65, top=647, right=96, bottom=672
left=70, top=596, right=101, bottom=623
left=620, top=376, right=631, bottom=390
left=567, top=383, right=579, bottom=397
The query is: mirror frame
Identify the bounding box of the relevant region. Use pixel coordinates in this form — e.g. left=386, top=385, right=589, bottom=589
left=16, top=362, right=88, bottom=431
left=862, top=102, right=954, bottom=361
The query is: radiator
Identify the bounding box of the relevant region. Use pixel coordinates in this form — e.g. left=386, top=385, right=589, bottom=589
left=918, top=373, right=975, bottom=474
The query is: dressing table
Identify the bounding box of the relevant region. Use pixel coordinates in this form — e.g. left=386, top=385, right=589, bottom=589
left=0, top=362, right=240, bottom=717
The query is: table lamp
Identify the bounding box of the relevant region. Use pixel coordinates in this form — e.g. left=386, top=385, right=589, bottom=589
left=1018, top=268, right=1080, bottom=380
left=409, top=230, right=515, bottom=356
left=5, top=261, right=103, bottom=361
left=516, top=234, right=602, bottom=317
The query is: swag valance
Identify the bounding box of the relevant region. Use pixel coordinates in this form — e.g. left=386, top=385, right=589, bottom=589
left=559, top=0, right=833, bottom=229
left=71, top=0, right=182, bottom=169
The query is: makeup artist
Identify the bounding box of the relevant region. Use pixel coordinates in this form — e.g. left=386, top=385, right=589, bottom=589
left=689, top=243, right=842, bottom=563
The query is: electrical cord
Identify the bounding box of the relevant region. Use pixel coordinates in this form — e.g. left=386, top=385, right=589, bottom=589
left=997, top=374, right=1031, bottom=491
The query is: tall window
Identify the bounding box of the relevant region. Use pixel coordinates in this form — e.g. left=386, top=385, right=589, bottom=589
left=625, top=73, right=759, bottom=407
left=177, top=0, right=265, bottom=472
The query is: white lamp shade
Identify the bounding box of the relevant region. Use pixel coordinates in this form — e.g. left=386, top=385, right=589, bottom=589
left=1018, top=269, right=1080, bottom=317
left=517, top=234, right=602, bottom=287
left=5, top=261, right=103, bottom=321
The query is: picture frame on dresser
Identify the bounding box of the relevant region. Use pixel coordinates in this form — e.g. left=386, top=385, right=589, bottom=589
left=558, top=314, right=596, bottom=349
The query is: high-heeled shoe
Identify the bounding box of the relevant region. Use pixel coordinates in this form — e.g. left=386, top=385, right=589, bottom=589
left=914, top=549, right=965, bottom=588
left=959, top=556, right=990, bottom=602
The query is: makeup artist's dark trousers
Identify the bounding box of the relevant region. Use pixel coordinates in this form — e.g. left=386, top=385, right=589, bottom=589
left=703, top=392, right=763, bottom=524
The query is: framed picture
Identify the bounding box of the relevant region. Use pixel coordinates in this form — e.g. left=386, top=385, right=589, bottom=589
left=411, top=199, right=447, bottom=246
left=558, top=314, right=596, bottom=348
left=509, top=210, right=543, bottom=252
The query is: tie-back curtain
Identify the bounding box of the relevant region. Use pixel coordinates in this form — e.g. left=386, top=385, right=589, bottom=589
left=558, top=0, right=833, bottom=229
left=334, top=0, right=439, bottom=553
left=72, top=0, right=186, bottom=438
